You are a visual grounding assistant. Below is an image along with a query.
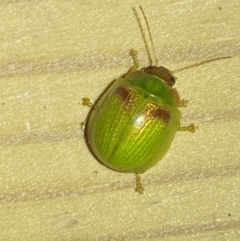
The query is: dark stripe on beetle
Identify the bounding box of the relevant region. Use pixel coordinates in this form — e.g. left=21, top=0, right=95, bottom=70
left=149, top=106, right=171, bottom=124
left=115, top=86, right=130, bottom=103
left=115, top=86, right=138, bottom=110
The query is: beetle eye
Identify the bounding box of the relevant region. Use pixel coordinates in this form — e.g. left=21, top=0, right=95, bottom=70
left=170, top=76, right=175, bottom=85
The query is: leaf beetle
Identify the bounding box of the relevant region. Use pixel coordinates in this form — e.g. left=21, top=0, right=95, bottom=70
left=82, top=6, right=230, bottom=194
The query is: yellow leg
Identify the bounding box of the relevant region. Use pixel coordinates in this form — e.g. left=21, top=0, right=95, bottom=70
left=82, top=97, right=92, bottom=107
left=80, top=121, right=85, bottom=131
left=81, top=97, right=92, bottom=131
left=179, top=99, right=189, bottom=107
left=129, top=49, right=139, bottom=72
left=135, top=174, right=144, bottom=194
left=178, top=123, right=196, bottom=133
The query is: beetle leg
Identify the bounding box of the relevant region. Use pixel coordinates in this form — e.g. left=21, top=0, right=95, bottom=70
left=81, top=98, right=92, bottom=131
left=129, top=49, right=139, bottom=72
left=135, top=174, right=144, bottom=194
left=82, top=97, right=92, bottom=107
left=179, top=99, right=189, bottom=107
left=80, top=121, right=85, bottom=131
left=178, top=123, right=196, bottom=133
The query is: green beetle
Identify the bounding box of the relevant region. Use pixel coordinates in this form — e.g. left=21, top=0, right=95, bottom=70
left=82, top=6, right=229, bottom=193
left=83, top=49, right=194, bottom=194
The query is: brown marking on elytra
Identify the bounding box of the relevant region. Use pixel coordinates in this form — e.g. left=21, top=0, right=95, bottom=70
left=115, top=86, right=130, bottom=102
left=151, top=107, right=171, bottom=124
left=145, top=103, right=171, bottom=124
left=115, top=86, right=138, bottom=111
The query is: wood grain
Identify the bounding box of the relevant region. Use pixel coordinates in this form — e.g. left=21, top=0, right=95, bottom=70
left=1, top=0, right=239, bottom=240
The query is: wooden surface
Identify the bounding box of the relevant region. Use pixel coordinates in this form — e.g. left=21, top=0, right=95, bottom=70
left=1, top=0, right=240, bottom=240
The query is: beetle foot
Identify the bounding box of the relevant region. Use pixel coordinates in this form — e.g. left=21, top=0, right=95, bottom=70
left=129, top=49, right=139, bottom=72
left=135, top=174, right=144, bottom=194
left=82, top=97, right=92, bottom=107
left=178, top=123, right=196, bottom=133
left=80, top=121, right=85, bottom=131
left=179, top=99, right=189, bottom=107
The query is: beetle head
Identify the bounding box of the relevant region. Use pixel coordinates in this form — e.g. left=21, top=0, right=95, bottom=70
left=143, top=66, right=176, bottom=87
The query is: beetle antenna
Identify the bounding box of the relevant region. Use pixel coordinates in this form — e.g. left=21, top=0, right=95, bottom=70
left=139, top=6, right=159, bottom=66
left=133, top=6, right=158, bottom=66
left=172, top=56, right=231, bottom=73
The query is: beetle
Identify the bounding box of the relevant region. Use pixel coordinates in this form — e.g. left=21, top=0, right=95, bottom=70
left=82, top=6, right=230, bottom=194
